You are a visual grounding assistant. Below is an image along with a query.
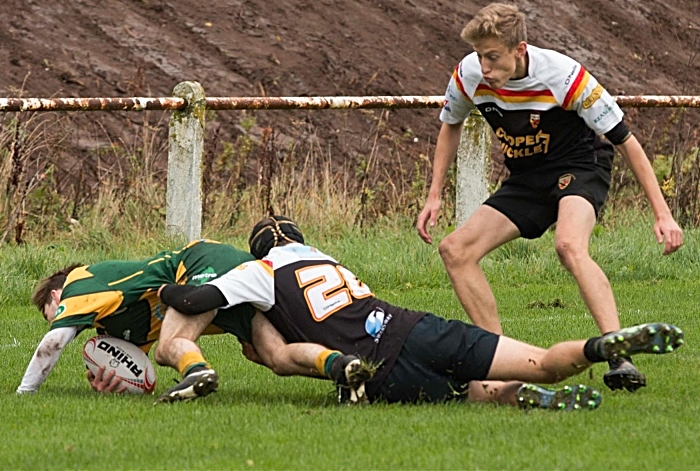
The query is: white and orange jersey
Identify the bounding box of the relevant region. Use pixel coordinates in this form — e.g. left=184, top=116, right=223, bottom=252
left=208, top=243, right=424, bottom=396
left=440, top=45, right=623, bottom=173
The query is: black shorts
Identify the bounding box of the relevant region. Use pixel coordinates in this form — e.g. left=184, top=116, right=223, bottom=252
left=484, top=160, right=611, bottom=239
left=375, top=314, right=500, bottom=403
left=195, top=305, right=255, bottom=344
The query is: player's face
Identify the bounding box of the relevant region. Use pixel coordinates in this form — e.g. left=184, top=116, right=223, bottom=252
left=42, top=288, right=62, bottom=323
left=473, top=37, right=528, bottom=89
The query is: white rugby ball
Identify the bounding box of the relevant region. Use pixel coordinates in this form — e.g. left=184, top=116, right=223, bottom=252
left=83, top=335, right=156, bottom=394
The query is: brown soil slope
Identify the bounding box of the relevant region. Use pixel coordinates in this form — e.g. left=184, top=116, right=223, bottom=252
left=1, top=0, right=698, bottom=183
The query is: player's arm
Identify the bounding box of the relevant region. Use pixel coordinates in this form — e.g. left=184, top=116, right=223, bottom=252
left=159, top=260, right=275, bottom=314
left=417, top=121, right=463, bottom=244
left=567, top=69, right=683, bottom=255
left=16, top=326, right=77, bottom=394
left=417, top=63, right=477, bottom=243
left=248, top=312, right=329, bottom=378
left=613, top=133, right=683, bottom=255
left=159, top=284, right=226, bottom=315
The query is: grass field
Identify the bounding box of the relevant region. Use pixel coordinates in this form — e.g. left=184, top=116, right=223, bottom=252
left=1, top=220, right=699, bottom=470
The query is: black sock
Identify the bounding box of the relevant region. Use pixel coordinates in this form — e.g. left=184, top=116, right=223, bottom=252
left=583, top=337, right=606, bottom=363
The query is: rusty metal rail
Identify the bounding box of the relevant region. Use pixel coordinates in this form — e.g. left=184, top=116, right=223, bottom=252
left=1, top=95, right=699, bottom=112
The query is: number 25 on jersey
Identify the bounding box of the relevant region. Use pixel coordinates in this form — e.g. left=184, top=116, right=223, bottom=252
left=296, top=264, right=373, bottom=321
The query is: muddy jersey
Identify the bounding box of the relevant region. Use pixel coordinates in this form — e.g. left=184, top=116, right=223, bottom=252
left=51, top=239, right=256, bottom=347
left=440, top=45, right=623, bottom=174
left=208, top=244, right=426, bottom=396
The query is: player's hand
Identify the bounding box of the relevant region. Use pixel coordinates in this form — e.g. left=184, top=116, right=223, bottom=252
left=654, top=214, right=683, bottom=255
left=240, top=341, right=264, bottom=365
left=417, top=198, right=441, bottom=244
left=87, top=366, right=128, bottom=394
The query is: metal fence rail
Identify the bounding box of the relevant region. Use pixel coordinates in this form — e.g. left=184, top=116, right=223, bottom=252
left=2, top=83, right=699, bottom=239
left=1, top=95, right=699, bottom=112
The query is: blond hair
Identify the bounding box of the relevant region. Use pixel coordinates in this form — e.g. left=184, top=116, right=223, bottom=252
left=461, top=3, right=527, bottom=49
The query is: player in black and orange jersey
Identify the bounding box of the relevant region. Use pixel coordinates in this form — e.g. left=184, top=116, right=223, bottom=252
left=17, top=239, right=371, bottom=401
left=416, top=3, right=683, bottom=392
left=158, top=216, right=685, bottom=410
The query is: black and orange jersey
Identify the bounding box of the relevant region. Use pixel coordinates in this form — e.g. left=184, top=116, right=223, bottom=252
left=208, top=243, right=425, bottom=396
left=51, top=239, right=256, bottom=348
left=441, top=45, right=623, bottom=174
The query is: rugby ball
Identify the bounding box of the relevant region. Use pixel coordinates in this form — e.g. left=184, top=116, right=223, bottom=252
left=83, top=335, right=156, bottom=394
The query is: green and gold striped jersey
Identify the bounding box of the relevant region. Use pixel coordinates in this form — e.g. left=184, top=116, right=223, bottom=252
left=51, top=239, right=255, bottom=348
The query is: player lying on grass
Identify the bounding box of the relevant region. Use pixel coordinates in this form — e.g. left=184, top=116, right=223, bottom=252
left=16, top=239, right=373, bottom=402
left=158, top=216, right=685, bottom=410
left=416, top=2, right=683, bottom=393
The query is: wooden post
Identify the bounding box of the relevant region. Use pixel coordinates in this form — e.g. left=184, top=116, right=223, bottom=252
left=166, top=81, right=205, bottom=240
left=455, top=110, right=491, bottom=227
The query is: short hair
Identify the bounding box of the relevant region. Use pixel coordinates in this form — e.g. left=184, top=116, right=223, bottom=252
left=461, top=3, right=527, bottom=49
left=248, top=215, right=304, bottom=259
left=31, top=264, right=83, bottom=312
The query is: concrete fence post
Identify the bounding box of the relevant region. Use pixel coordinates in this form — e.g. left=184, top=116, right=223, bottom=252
left=455, top=110, right=491, bottom=227
left=166, top=81, right=206, bottom=240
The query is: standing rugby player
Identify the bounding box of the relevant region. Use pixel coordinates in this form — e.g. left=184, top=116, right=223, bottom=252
left=416, top=3, right=683, bottom=392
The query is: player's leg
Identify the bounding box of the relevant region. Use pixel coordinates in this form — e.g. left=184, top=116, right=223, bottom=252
left=438, top=205, right=520, bottom=334
left=154, top=307, right=219, bottom=403
left=555, top=195, right=646, bottom=391
left=489, top=324, right=686, bottom=381
left=486, top=336, right=591, bottom=383
left=484, top=323, right=684, bottom=408
left=555, top=195, right=619, bottom=333
left=249, top=313, right=375, bottom=404
left=477, top=338, right=601, bottom=411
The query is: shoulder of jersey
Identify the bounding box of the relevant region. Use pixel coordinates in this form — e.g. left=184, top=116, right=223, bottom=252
left=454, top=52, right=485, bottom=96
left=265, top=245, right=337, bottom=268
left=527, top=46, right=583, bottom=90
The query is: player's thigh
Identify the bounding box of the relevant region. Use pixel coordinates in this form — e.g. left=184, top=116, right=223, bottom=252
left=485, top=336, right=548, bottom=382
left=444, top=204, right=520, bottom=258
left=160, top=306, right=216, bottom=342
left=555, top=195, right=597, bottom=249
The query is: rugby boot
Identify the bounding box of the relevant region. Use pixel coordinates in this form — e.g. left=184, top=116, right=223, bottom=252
left=603, top=358, right=646, bottom=392
left=330, top=355, right=375, bottom=405
left=596, top=323, right=685, bottom=360
left=516, top=383, right=602, bottom=411
left=155, top=368, right=219, bottom=404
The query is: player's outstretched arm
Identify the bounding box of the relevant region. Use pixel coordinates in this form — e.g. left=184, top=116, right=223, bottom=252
left=615, top=134, right=683, bottom=255
left=417, top=122, right=463, bottom=244
left=158, top=283, right=227, bottom=315
left=16, top=326, right=77, bottom=394
left=249, top=312, right=325, bottom=377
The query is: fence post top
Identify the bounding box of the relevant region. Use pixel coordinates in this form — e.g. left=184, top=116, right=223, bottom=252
left=172, top=81, right=206, bottom=126
left=172, top=81, right=205, bottom=99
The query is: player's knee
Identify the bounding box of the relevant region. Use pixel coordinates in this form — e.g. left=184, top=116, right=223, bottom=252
left=153, top=342, right=169, bottom=367
left=554, top=239, right=587, bottom=269
left=439, top=234, right=475, bottom=266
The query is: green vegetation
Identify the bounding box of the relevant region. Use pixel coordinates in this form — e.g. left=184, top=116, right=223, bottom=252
left=1, top=220, right=699, bottom=470
left=2, top=109, right=699, bottom=468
